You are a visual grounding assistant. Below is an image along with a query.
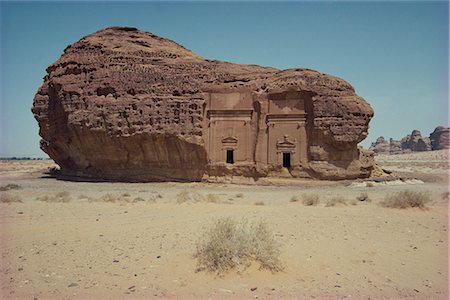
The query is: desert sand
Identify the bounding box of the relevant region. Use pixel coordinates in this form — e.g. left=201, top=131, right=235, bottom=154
left=0, top=150, right=448, bottom=299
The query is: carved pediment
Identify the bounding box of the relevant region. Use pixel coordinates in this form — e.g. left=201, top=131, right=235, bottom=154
left=277, top=135, right=296, bottom=150
left=222, top=136, right=238, bottom=144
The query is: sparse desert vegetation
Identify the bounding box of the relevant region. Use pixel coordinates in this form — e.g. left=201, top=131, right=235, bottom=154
left=0, top=151, right=448, bottom=299
left=176, top=190, right=205, bottom=204
left=302, top=194, right=320, bottom=206
left=0, top=183, right=22, bottom=191
left=380, top=190, right=432, bottom=209
left=356, top=192, right=371, bottom=202
left=325, top=196, right=347, bottom=207
left=0, top=192, right=22, bottom=203
left=254, top=201, right=265, bottom=206
left=194, top=217, right=282, bottom=275
left=37, top=191, right=71, bottom=203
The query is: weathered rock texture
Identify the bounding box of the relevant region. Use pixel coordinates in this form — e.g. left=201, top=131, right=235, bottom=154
left=430, top=126, right=450, bottom=150
left=370, top=127, right=448, bottom=154
left=32, top=26, right=375, bottom=181
left=400, top=130, right=431, bottom=152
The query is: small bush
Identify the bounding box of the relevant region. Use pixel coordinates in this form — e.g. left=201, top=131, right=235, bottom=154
left=254, top=201, right=265, bottom=206
left=177, top=191, right=204, bottom=204
left=206, top=194, right=219, bottom=203
left=302, top=194, right=319, bottom=206
left=350, top=199, right=358, bottom=206
left=235, top=193, right=244, bottom=198
left=133, top=197, right=145, bottom=202
left=326, top=197, right=347, bottom=207
left=37, top=191, right=71, bottom=203
left=290, top=196, right=299, bottom=202
left=194, top=217, right=283, bottom=275
left=380, top=190, right=432, bottom=209
left=0, top=184, right=22, bottom=191
left=356, top=192, right=371, bottom=202
left=0, top=193, right=22, bottom=203
left=366, top=182, right=375, bottom=188
left=122, top=193, right=130, bottom=197
left=98, top=193, right=121, bottom=203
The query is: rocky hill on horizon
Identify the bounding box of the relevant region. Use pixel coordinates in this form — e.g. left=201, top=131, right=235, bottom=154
left=369, top=126, right=449, bottom=154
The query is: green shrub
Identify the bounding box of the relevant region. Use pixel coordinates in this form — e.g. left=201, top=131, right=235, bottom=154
left=194, top=217, right=283, bottom=275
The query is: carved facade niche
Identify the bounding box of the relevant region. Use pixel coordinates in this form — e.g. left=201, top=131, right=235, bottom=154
left=205, top=92, right=253, bottom=164
left=266, top=91, right=311, bottom=167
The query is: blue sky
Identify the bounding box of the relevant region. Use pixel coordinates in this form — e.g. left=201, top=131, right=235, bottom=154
left=0, top=1, right=448, bottom=157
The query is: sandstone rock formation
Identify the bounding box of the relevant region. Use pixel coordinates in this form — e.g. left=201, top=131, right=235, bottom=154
left=430, top=126, right=449, bottom=150
left=369, top=137, right=403, bottom=154
left=400, top=130, right=431, bottom=152
left=32, top=26, right=375, bottom=181
left=370, top=127, right=449, bottom=154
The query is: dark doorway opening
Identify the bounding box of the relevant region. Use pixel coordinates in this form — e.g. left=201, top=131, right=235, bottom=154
left=226, top=149, right=234, bottom=164
left=283, top=152, right=291, bottom=168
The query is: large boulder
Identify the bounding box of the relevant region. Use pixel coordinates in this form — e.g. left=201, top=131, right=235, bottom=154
left=32, top=26, right=375, bottom=181
left=430, top=126, right=449, bottom=150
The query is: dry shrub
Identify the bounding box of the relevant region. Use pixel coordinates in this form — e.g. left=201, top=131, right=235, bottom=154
left=380, top=190, right=432, bottom=209
left=194, top=217, right=283, bottom=275
left=0, top=193, right=22, bottom=203
left=206, top=194, right=220, bottom=203
left=133, top=197, right=145, bottom=202
left=366, top=182, right=375, bottom=188
left=254, top=201, right=265, bottom=206
left=235, top=193, right=244, bottom=198
left=302, top=194, right=319, bottom=206
left=350, top=199, right=358, bottom=206
left=37, top=191, right=71, bottom=203
left=326, top=197, right=347, bottom=207
left=0, top=184, right=22, bottom=191
left=90, top=193, right=157, bottom=203
left=177, top=191, right=205, bottom=204
left=98, top=193, right=121, bottom=203
left=441, top=192, right=449, bottom=201
left=356, top=192, right=371, bottom=202
left=290, top=196, right=299, bottom=202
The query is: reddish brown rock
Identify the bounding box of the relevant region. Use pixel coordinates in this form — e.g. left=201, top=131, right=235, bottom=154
left=32, top=26, right=375, bottom=181
left=430, top=126, right=450, bottom=150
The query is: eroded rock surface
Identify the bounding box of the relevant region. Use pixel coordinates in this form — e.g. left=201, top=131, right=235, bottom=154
left=400, top=130, right=431, bottom=152
left=32, top=26, right=375, bottom=181
left=430, top=126, right=450, bottom=150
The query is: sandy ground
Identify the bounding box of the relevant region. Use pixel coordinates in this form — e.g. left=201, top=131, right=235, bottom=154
left=0, top=151, right=448, bottom=299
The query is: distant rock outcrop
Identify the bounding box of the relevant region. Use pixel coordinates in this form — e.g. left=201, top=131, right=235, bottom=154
left=370, top=126, right=448, bottom=154
left=400, top=130, right=431, bottom=152
left=430, top=126, right=450, bottom=150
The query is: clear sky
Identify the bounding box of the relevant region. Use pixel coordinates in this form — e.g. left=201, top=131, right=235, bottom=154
left=0, top=1, right=448, bottom=157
